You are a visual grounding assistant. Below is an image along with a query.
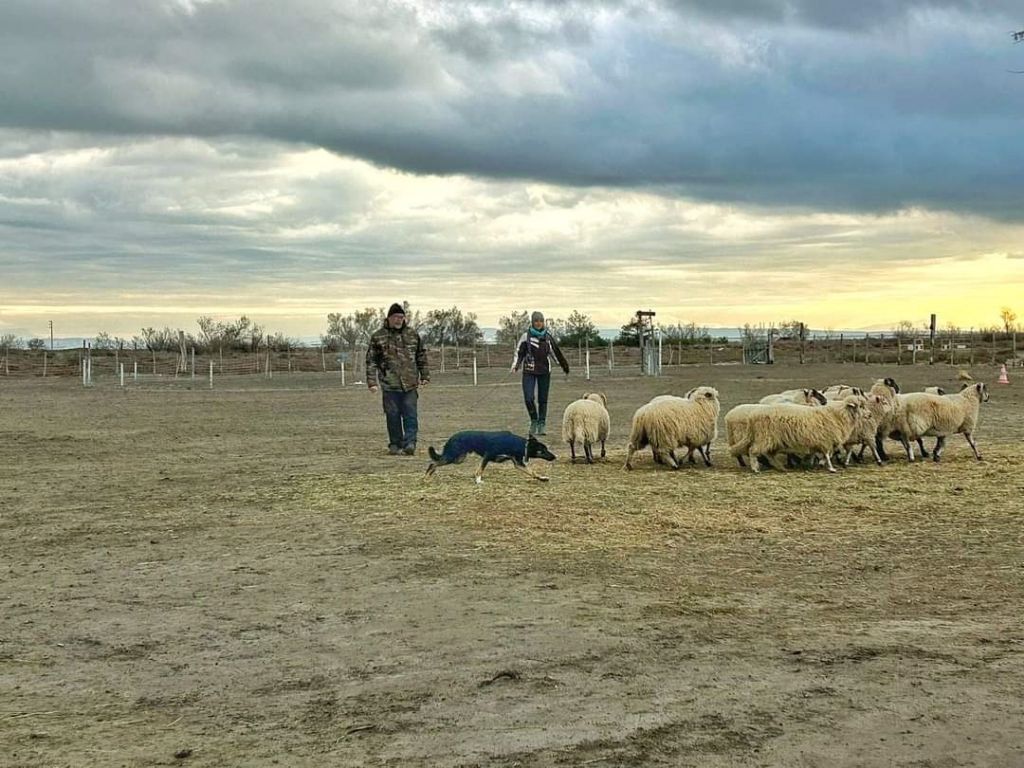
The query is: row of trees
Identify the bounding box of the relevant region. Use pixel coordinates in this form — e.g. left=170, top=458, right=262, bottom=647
left=2, top=308, right=1018, bottom=353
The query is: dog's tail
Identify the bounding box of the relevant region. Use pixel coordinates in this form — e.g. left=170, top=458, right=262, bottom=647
left=428, top=446, right=441, bottom=462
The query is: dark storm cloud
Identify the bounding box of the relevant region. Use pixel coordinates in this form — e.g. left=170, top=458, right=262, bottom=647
left=0, top=0, right=1022, bottom=219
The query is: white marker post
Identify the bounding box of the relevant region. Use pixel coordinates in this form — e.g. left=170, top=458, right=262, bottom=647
left=120, top=363, right=124, bottom=388
left=586, top=349, right=591, bottom=380
left=473, top=353, right=478, bottom=386
left=191, top=348, right=196, bottom=380
left=341, top=360, right=346, bottom=387
left=209, top=360, right=214, bottom=389
left=134, top=361, right=138, bottom=382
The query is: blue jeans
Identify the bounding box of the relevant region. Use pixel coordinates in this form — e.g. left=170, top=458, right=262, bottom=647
left=382, top=389, right=419, bottom=448
left=521, top=373, right=551, bottom=422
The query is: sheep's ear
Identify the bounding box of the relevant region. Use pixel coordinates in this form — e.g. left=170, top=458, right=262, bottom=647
left=599, top=392, right=608, bottom=405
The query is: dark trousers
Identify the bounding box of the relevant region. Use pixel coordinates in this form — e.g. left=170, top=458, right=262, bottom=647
left=521, top=373, right=551, bottom=422
left=382, top=389, right=418, bottom=448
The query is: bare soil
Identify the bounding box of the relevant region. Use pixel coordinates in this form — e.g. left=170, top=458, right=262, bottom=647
left=2, top=363, right=1022, bottom=767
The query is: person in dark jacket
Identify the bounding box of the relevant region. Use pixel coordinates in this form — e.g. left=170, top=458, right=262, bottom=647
left=511, top=311, right=569, bottom=436
left=367, top=303, right=430, bottom=455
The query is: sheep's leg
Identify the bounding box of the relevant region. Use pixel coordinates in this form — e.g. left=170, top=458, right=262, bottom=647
left=916, top=437, right=930, bottom=458
left=736, top=454, right=747, bottom=468
left=766, top=452, right=788, bottom=472
left=568, top=439, right=577, bottom=463
left=902, top=436, right=915, bottom=462
left=686, top=447, right=697, bottom=465
left=822, top=452, right=838, bottom=474
left=624, top=443, right=636, bottom=470
left=600, top=440, right=606, bottom=459
left=932, top=435, right=946, bottom=462
left=660, top=450, right=680, bottom=470
left=746, top=449, right=761, bottom=473
left=700, top=443, right=712, bottom=467
left=584, top=441, right=594, bottom=464
left=874, top=433, right=889, bottom=462
left=864, top=441, right=882, bottom=465
left=963, top=432, right=982, bottom=460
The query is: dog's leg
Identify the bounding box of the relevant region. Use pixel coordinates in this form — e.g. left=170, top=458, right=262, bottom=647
left=515, top=459, right=549, bottom=482
left=425, top=462, right=436, bottom=479
left=474, top=457, right=490, bottom=484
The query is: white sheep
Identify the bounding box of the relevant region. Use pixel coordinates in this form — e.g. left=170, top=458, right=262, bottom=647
left=890, top=382, right=989, bottom=462
left=730, top=396, right=875, bottom=473
left=758, top=388, right=828, bottom=406
left=822, top=384, right=865, bottom=400
left=561, top=392, right=610, bottom=464
left=727, top=390, right=822, bottom=469
left=863, top=377, right=902, bottom=461
left=624, top=386, right=720, bottom=470
left=839, top=393, right=892, bottom=465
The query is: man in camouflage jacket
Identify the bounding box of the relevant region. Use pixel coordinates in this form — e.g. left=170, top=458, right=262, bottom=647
left=367, top=303, right=430, bottom=455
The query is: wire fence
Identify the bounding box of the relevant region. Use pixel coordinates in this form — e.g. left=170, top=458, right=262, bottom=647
left=0, top=332, right=1020, bottom=388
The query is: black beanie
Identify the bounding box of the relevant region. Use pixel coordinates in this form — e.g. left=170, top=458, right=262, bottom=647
left=387, top=303, right=405, bottom=317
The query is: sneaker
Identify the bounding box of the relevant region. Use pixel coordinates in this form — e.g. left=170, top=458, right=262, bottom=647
left=402, top=444, right=416, bottom=456
left=537, top=419, right=547, bottom=435
left=528, top=419, right=538, bottom=436
left=388, top=445, right=401, bottom=455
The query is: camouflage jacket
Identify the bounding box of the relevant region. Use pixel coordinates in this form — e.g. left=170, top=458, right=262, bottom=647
left=366, top=322, right=429, bottom=391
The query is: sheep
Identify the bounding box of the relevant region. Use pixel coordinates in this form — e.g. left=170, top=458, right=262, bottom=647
left=758, top=388, right=828, bottom=406
left=863, top=377, right=902, bottom=461
left=561, top=392, right=610, bottom=464
left=723, top=389, right=822, bottom=468
left=724, top=403, right=762, bottom=468
left=839, top=393, right=893, bottom=465
left=624, top=386, right=720, bottom=470
left=889, top=382, right=989, bottom=462
left=822, top=384, right=865, bottom=400
left=923, top=386, right=947, bottom=396
left=730, top=396, right=875, bottom=473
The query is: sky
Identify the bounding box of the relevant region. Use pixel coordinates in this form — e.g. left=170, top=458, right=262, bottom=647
left=1, top=0, right=1023, bottom=340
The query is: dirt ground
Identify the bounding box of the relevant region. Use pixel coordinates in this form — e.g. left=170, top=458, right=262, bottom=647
left=2, top=363, right=1023, bottom=767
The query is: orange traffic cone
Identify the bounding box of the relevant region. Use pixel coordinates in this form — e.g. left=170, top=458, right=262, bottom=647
left=998, top=364, right=1010, bottom=385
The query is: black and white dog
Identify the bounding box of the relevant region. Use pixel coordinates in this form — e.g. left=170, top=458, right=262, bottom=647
left=426, top=431, right=556, bottom=484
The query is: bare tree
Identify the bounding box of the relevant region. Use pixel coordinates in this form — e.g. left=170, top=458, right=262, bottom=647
left=1000, top=306, right=1018, bottom=333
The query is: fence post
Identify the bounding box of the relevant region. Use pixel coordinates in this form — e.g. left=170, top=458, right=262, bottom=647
left=120, top=363, right=124, bottom=388
left=134, top=361, right=138, bottom=381
left=341, top=360, right=346, bottom=387
left=191, top=347, right=195, bottom=380
left=321, top=346, right=326, bottom=372
left=586, top=348, right=591, bottom=380
left=839, top=333, right=844, bottom=363
left=609, top=343, right=614, bottom=371
left=473, top=352, right=478, bottom=386
left=209, top=360, right=214, bottom=389
left=43, top=351, right=47, bottom=378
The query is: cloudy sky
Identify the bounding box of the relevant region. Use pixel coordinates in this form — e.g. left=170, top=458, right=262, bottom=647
left=2, top=0, right=1023, bottom=339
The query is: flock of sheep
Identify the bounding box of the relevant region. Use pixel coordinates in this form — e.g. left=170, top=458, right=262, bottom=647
left=561, top=378, right=990, bottom=473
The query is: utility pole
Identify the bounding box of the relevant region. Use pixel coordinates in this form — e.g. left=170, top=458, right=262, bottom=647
left=49, top=320, right=54, bottom=350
